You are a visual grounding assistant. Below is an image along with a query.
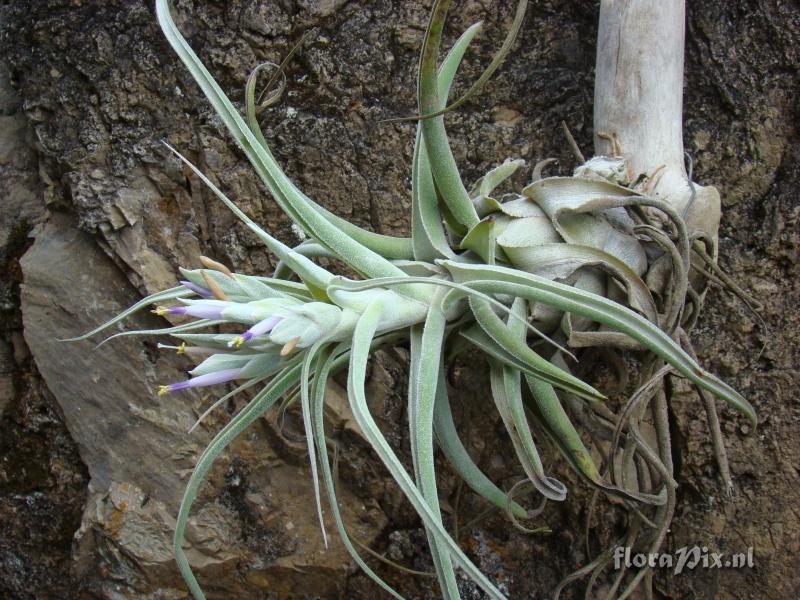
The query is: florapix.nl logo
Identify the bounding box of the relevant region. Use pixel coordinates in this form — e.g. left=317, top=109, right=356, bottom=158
left=613, top=545, right=754, bottom=575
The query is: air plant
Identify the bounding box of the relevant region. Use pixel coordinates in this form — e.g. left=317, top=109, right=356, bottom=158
left=74, top=0, right=756, bottom=598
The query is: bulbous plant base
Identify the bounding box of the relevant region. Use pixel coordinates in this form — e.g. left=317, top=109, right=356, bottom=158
left=73, top=1, right=755, bottom=598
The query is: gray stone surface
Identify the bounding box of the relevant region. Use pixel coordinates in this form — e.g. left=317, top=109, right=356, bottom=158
left=19, top=214, right=386, bottom=596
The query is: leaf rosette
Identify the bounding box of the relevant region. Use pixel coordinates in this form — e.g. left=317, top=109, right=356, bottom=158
left=73, top=1, right=756, bottom=599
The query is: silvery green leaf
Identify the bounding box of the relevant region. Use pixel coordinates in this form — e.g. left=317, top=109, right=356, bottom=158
left=432, top=367, right=528, bottom=518
left=309, top=343, right=405, bottom=599
left=64, top=286, right=190, bottom=342
left=494, top=197, right=552, bottom=219
left=488, top=361, right=566, bottom=501
left=174, top=333, right=240, bottom=349
left=442, top=260, right=756, bottom=427
left=95, top=319, right=226, bottom=348
left=190, top=353, right=256, bottom=376
left=495, top=215, right=560, bottom=246
left=471, top=158, right=526, bottom=216
left=523, top=374, right=665, bottom=505
left=408, top=294, right=459, bottom=597
left=239, top=353, right=285, bottom=379
left=250, top=276, right=313, bottom=300
left=496, top=298, right=567, bottom=500
left=561, top=269, right=606, bottom=334
left=390, top=259, right=447, bottom=277
left=531, top=157, right=558, bottom=182
left=530, top=300, right=563, bottom=334
left=273, top=240, right=337, bottom=281
left=522, top=176, right=647, bottom=274
left=347, top=298, right=505, bottom=599
left=269, top=318, right=319, bottom=347
left=480, top=159, right=526, bottom=197
left=173, top=363, right=302, bottom=600
left=417, top=1, right=480, bottom=230
left=156, top=0, right=416, bottom=288
left=412, top=23, right=481, bottom=261
left=469, top=296, right=604, bottom=401
left=460, top=216, right=507, bottom=264
left=292, top=302, right=344, bottom=329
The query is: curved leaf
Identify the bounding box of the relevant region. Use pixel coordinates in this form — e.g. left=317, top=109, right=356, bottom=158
left=498, top=243, right=658, bottom=324
left=174, top=363, right=302, bottom=600
left=156, top=0, right=414, bottom=284
left=469, top=296, right=604, bottom=401
left=432, top=367, right=528, bottom=518
left=347, top=298, right=506, bottom=599
left=310, top=343, right=406, bottom=599
left=417, top=0, right=480, bottom=229
left=522, top=177, right=647, bottom=274
left=64, top=286, right=190, bottom=342
left=523, top=374, right=665, bottom=505
left=412, top=22, right=482, bottom=261
left=409, top=295, right=459, bottom=598
left=442, top=261, right=756, bottom=427
left=471, top=159, right=526, bottom=217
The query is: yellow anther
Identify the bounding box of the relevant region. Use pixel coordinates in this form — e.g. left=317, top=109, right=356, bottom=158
left=176, top=342, right=186, bottom=355
left=157, top=385, right=170, bottom=396
left=152, top=306, right=169, bottom=316
left=230, top=336, right=245, bottom=349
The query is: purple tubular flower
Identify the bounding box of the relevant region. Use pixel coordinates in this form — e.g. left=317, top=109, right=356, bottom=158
left=180, top=280, right=213, bottom=298
left=229, top=315, right=282, bottom=347
left=183, top=303, right=226, bottom=319
left=158, top=367, right=242, bottom=395
left=154, top=301, right=227, bottom=319
left=246, top=315, right=283, bottom=339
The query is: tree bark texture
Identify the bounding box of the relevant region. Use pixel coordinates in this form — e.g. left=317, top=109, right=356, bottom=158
left=1, top=1, right=798, bottom=598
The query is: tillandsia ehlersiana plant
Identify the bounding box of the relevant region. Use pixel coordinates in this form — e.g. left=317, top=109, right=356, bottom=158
left=72, top=0, right=757, bottom=598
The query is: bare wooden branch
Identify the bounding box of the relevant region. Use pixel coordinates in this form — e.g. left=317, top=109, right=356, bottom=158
left=594, top=0, right=687, bottom=197
left=594, top=0, right=720, bottom=239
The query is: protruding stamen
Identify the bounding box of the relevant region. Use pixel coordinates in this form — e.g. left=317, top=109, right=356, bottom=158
left=201, top=271, right=229, bottom=301
left=153, top=305, right=188, bottom=316
left=159, top=342, right=215, bottom=359
left=181, top=345, right=217, bottom=359
left=157, top=342, right=186, bottom=354
left=280, top=336, right=301, bottom=356
left=180, top=280, right=213, bottom=298
left=199, top=255, right=236, bottom=279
